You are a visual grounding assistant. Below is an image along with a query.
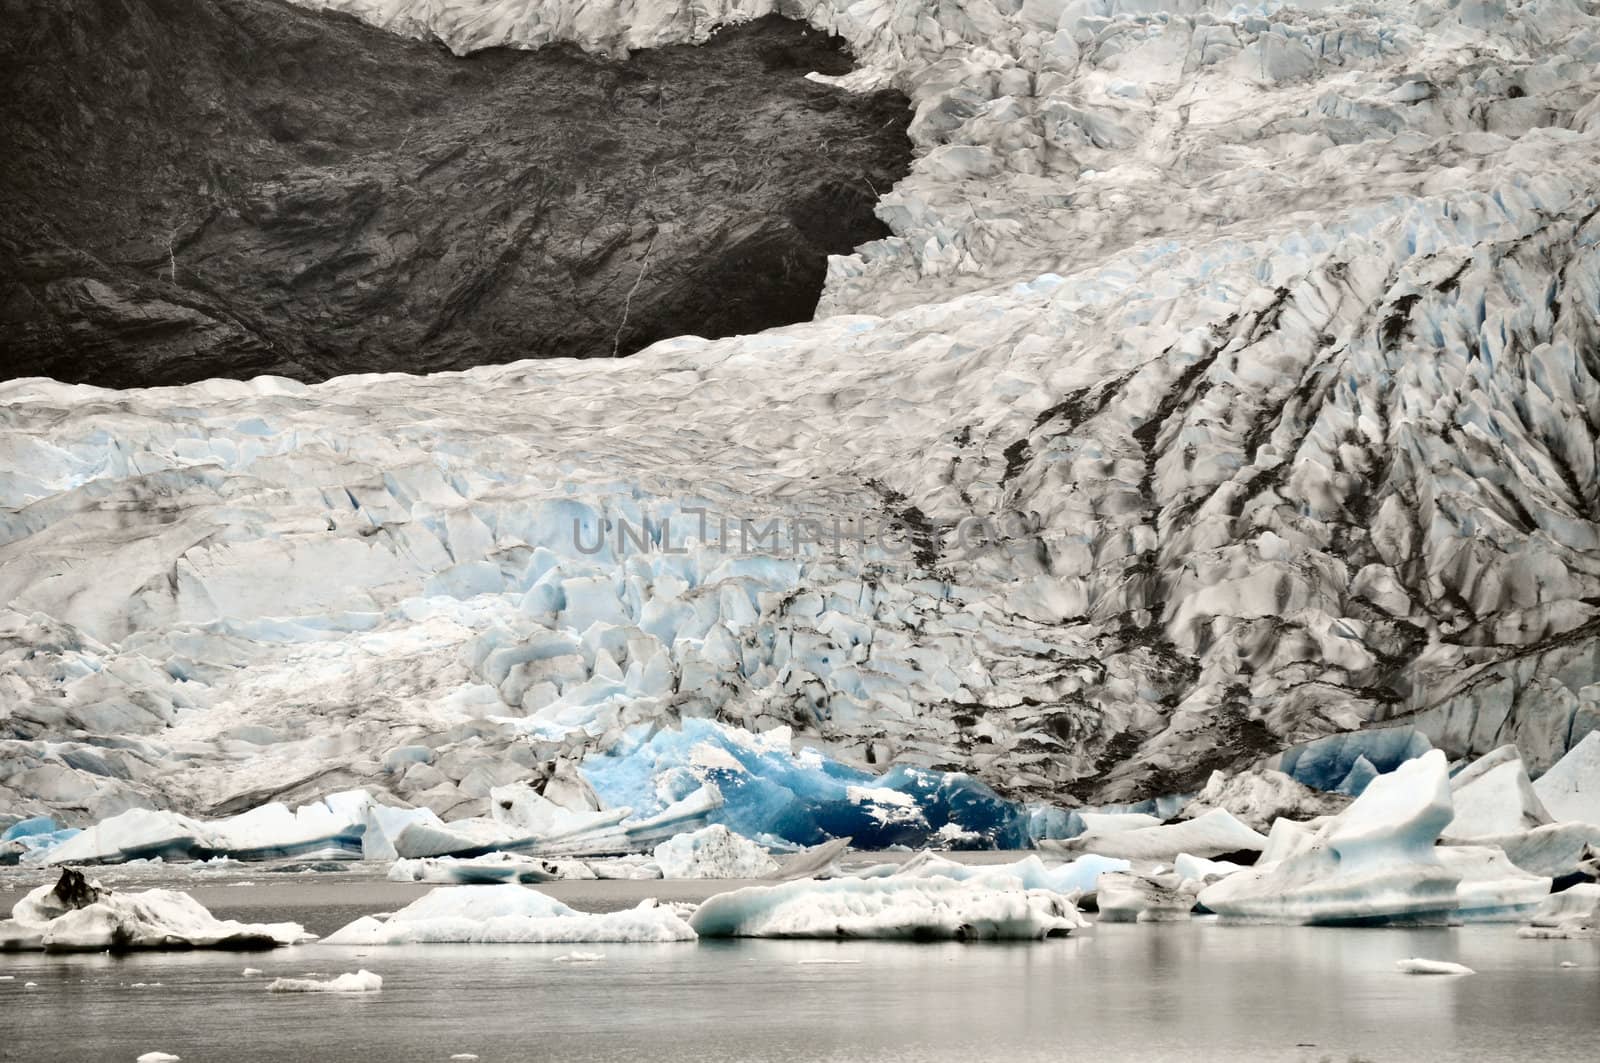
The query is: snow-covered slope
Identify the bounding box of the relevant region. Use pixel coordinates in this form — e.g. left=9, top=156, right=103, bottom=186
left=4, top=0, right=1600, bottom=823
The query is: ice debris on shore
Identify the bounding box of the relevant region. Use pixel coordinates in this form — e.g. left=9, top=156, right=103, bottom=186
left=0, top=869, right=313, bottom=951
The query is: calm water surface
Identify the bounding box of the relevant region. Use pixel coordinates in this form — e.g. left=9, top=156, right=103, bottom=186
left=1, top=876, right=1596, bottom=1062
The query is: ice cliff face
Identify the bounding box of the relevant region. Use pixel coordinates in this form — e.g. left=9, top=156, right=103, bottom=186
left=4, top=0, right=1600, bottom=824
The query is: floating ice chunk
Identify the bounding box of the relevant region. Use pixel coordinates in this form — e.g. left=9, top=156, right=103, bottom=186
left=136, top=1054, right=181, bottom=1063
left=652, top=825, right=778, bottom=879
left=1438, top=845, right=1551, bottom=921
left=241, top=968, right=262, bottom=977
left=323, top=884, right=696, bottom=944
left=388, top=853, right=562, bottom=885
left=39, top=809, right=209, bottom=866
left=1198, top=751, right=1461, bottom=925
left=1517, top=883, right=1599, bottom=939
left=689, top=877, right=1087, bottom=940
left=774, top=838, right=851, bottom=881
left=1179, top=769, right=1349, bottom=830
left=266, top=970, right=382, bottom=993
left=1395, top=958, right=1474, bottom=975
left=553, top=951, right=605, bottom=962
left=1095, top=871, right=1196, bottom=923
left=0, top=870, right=312, bottom=951
left=1044, top=809, right=1267, bottom=862
left=449, top=1055, right=480, bottom=1060
left=1533, top=732, right=1600, bottom=827
left=1064, top=811, right=1162, bottom=836
left=1445, top=746, right=1553, bottom=838
left=1173, top=853, right=1247, bottom=886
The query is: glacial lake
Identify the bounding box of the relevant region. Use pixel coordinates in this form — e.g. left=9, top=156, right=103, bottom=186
left=2, top=871, right=1597, bottom=1063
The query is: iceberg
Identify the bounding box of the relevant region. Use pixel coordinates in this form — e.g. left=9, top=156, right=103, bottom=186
left=581, top=718, right=1036, bottom=850
left=1444, top=746, right=1553, bottom=839
left=1437, top=846, right=1551, bottom=922
left=1198, top=751, right=1461, bottom=925
left=1533, top=731, right=1600, bottom=827
left=1042, top=809, right=1267, bottom=862
left=853, top=851, right=1129, bottom=895
left=1173, top=853, right=1247, bottom=886
left=1457, top=822, right=1600, bottom=880
left=323, top=884, right=696, bottom=944
left=1395, top=958, right=1474, bottom=976
left=650, top=825, right=778, bottom=879
left=265, top=970, right=383, bottom=993
left=388, top=852, right=565, bottom=884
left=0, top=870, right=313, bottom=952
left=390, top=783, right=721, bottom=859
left=689, top=876, right=1087, bottom=941
left=1517, top=884, right=1599, bottom=939
left=1095, top=872, right=1197, bottom=923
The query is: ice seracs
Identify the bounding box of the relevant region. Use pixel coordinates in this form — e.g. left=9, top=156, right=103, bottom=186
left=323, top=884, right=696, bottom=944
left=689, top=876, right=1087, bottom=940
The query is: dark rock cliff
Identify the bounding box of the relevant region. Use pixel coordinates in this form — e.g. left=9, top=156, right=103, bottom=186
left=0, top=0, right=911, bottom=387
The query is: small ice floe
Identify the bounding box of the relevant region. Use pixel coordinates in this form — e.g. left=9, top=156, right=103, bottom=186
left=1560, top=961, right=1579, bottom=968
left=1395, top=958, right=1475, bottom=976
left=553, top=951, right=605, bottom=963
left=0, top=975, right=13, bottom=980
left=265, top=970, right=382, bottom=993
left=241, top=968, right=262, bottom=977
left=136, top=1054, right=180, bottom=1063
left=128, top=982, right=163, bottom=988
left=449, top=1055, right=480, bottom=1061
left=24, top=981, right=38, bottom=988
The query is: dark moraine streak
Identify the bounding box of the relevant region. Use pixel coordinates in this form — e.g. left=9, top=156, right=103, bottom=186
left=0, top=0, right=911, bottom=387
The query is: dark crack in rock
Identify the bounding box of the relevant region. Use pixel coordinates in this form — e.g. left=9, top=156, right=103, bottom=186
left=0, top=0, right=911, bottom=387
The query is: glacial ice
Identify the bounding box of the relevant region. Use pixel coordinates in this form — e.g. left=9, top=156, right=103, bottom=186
left=388, top=852, right=565, bottom=885
left=323, top=884, right=697, bottom=944
left=854, top=850, right=1129, bottom=895
left=4, top=0, right=1600, bottom=855
left=1198, top=751, right=1462, bottom=925
left=1044, top=809, right=1267, bottom=862
left=1395, top=958, right=1474, bottom=976
left=1444, top=746, right=1553, bottom=839
left=265, top=970, right=383, bottom=993
left=1178, top=769, right=1349, bottom=831
left=1437, top=845, right=1550, bottom=922
left=1532, top=732, right=1600, bottom=827
left=0, top=875, right=313, bottom=951
left=1520, top=883, right=1599, bottom=939
left=580, top=719, right=1035, bottom=849
left=688, top=876, right=1087, bottom=940
left=651, top=825, right=779, bottom=879
left=1095, top=871, right=1196, bottom=923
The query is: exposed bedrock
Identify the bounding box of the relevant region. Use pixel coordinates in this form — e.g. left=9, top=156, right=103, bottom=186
left=0, top=0, right=910, bottom=387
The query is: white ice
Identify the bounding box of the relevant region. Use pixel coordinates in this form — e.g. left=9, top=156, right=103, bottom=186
left=689, top=876, right=1087, bottom=940
left=323, top=884, right=696, bottom=944
left=1532, top=732, right=1600, bottom=828
left=650, top=825, right=778, bottom=879
left=1395, top=958, right=1473, bottom=976
left=265, top=970, right=383, bottom=993
left=1198, top=751, right=1461, bottom=925
left=1045, top=809, right=1266, bottom=862
left=0, top=880, right=312, bottom=952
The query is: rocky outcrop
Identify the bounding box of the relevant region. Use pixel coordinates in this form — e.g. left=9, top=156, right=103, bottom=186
left=0, top=0, right=910, bottom=387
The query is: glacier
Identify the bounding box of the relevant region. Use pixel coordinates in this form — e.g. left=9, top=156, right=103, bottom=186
left=3, top=0, right=1600, bottom=866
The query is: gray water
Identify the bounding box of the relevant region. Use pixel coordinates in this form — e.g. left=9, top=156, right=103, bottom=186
left=3, top=890, right=1597, bottom=1063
